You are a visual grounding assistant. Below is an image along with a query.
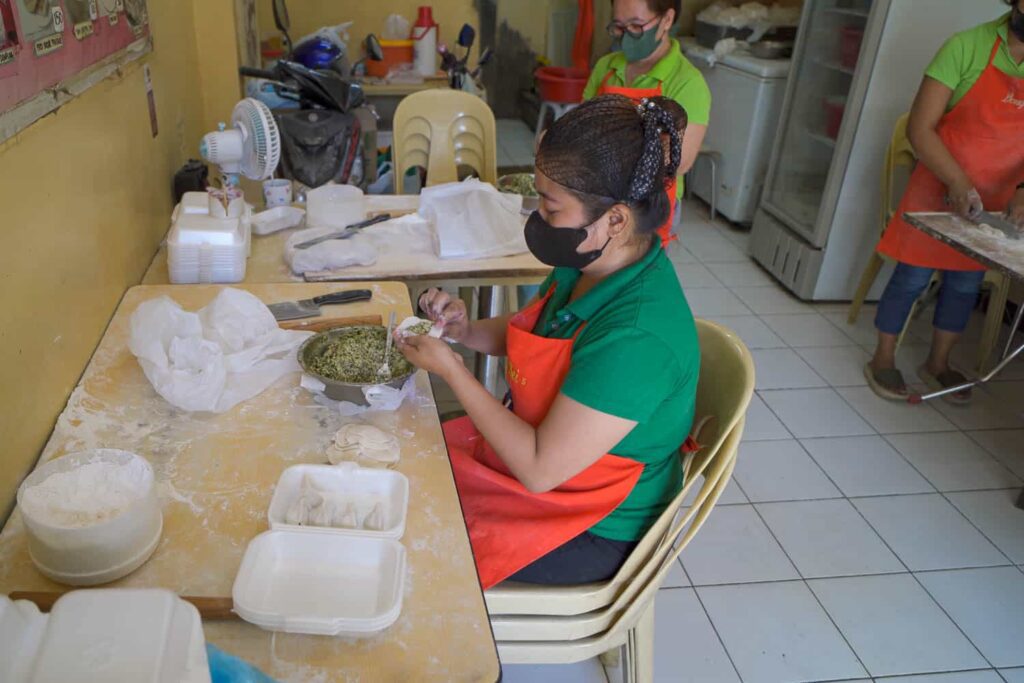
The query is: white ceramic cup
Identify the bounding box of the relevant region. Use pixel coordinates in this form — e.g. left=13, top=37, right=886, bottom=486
left=263, top=179, right=293, bottom=208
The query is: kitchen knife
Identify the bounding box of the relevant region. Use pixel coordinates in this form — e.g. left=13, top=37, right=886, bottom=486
left=973, top=211, right=1021, bottom=240
left=268, top=289, right=372, bottom=321
left=294, top=214, right=392, bottom=250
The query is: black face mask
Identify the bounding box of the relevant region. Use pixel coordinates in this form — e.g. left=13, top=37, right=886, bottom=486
left=524, top=210, right=612, bottom=269
left=1012, top=8, right=1024, bottom=42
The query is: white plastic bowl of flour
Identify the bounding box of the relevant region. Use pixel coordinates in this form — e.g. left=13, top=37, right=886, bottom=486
left=17, top=449, right=162, bottom=586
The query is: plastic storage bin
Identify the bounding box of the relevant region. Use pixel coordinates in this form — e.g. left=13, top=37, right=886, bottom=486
left=0, top=589, right=210, bottom=683
left=233, top=530, right=406, bottom=637
left=306, top=183, right=365, bottom=229
left=17, top=449, right=162, bottom=586
left=367, top=39, right=415, bottom=78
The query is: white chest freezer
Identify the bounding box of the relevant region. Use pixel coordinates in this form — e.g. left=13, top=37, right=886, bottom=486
left=681, top=37, right=792, bottom=225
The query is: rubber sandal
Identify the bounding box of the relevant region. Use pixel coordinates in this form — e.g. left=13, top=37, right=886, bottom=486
left=864, top=364, right=908, bottom=401
left=916, top=364, right=972, bottom=405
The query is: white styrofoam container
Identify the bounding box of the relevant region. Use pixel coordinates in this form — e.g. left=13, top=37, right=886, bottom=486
left=172, top=214, right=244, bottom=246
left=251, top=206, right=305, bottom=236
left=180, top=191, right=210, bottom=215
left=267, top=463, right=409, bottom=540
left=232, top=530, right=406, bottom=637
left=0, top=589, right=210, bottom=683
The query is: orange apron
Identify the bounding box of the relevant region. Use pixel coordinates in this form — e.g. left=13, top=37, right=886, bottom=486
left=597, top=72, right=677, bottom=247
left=877, top=37, right=1024, bottom=271
left=443, top=286, right=644, bottom=589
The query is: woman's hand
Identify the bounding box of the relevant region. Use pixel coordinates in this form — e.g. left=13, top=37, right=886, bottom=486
left=395, top=333, right=464, bottom=381
left=418, top=288, right=471, bottom=342
left=1007, top=187, right=1024, bottom=228
left=949, top=180, right=983, bottom=220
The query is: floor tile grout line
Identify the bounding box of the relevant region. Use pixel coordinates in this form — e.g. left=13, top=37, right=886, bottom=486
left=904, top=568, right=1000, bottom=672
left=934, top=488, right=1018, bottom=567
left=877, top=431, right=1023, bottom=498
left=687, top=582, right=750, bottom=683
left=745, top=498, right=874, bottom=680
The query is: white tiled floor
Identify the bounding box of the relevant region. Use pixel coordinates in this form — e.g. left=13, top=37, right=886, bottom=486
left=496, top=200, right=1024, bottom=683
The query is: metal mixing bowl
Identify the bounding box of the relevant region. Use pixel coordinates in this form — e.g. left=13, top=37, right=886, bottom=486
left=298, top=326, right=415, bottom=405
left=497, top=173, right=540, bottom=213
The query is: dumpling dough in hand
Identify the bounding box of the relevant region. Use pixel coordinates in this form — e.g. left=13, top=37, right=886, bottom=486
left=397, top=316, right=443, bottom=339
left=328, top=423, right=400, bottom=466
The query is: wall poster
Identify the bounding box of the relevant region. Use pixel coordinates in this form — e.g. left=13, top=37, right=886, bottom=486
left=0, top=0, right=150, bottom=142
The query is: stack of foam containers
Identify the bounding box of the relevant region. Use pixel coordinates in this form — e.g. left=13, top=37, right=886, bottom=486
left=167, top=191, right=250, bottom=284
left=232, top=462, right=409, bottom=638
left=0, top=589, right=210, bottom=682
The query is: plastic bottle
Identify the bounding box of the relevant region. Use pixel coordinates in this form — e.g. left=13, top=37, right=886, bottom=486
left=411, top=6, right=438, bottom=76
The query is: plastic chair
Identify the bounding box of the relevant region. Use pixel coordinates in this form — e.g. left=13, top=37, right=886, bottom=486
left=848, top=113, right=920, bottom=350
left=485, top=320, right=755, bottom=682
left=391, top=89, right=498, bottom=194
left=846, top=113, right=1010, bottom=372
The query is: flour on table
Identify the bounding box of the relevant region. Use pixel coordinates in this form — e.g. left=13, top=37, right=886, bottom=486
left=326, top=423, right=400, bottom=467
left=20, top=459, right=150, bottom=528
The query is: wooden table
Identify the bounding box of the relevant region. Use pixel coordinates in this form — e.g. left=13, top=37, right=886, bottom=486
left=143, top=196, right=548, bottom=289
left=904, top=213, right=1024, bottom=510
left=0, top=283, right=501, bottom=682
left=143, top=195, right=549, bottom=394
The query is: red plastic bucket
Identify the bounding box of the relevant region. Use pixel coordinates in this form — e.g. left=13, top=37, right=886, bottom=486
left=535, top=66, right=590, bottom=103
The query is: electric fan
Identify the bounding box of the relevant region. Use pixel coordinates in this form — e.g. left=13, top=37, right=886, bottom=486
left=200, top=98, right=282, bottom=187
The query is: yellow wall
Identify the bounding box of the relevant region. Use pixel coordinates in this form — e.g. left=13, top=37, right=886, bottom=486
left=0, top=1, right=240, bottom=516
left=257, top=0, right=478, bottom=59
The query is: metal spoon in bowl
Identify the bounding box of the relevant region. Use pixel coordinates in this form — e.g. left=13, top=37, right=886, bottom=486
left=378, top=311, right=396, bottom=380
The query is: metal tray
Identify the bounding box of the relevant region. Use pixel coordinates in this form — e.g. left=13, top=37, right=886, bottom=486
left=694, top=20, right=797, bottom=49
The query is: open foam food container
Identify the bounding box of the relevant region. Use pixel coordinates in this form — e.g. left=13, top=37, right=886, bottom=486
left=233, top=463, right=409, bottom=637
left=232, top=530, right=406, bottom=637
left=267, top=463, right=409, bottom=539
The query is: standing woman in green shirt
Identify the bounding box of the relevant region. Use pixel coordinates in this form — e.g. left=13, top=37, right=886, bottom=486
left=868, top=1, right=1024, bottom=403
left=396, top=96, right=700, bottom=588
left=584, top=0, right=711, bottom=244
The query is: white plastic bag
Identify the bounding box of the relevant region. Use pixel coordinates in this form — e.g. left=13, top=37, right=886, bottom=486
left=128, top=289, right=312, bottom=413
left=285, top=228, right=379, bottom=275
left=300, top=373, right=417, bottom=416
left=418, top=178, right=528, bottom=260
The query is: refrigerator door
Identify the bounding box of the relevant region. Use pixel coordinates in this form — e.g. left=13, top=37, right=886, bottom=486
left=759, top=0, right=884, bottom=246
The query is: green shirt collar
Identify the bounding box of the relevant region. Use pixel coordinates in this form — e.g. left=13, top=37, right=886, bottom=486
left=996, top=12, right=1010, bottom=44
left=609, top=38, right=684, bottom=87
left=559, top=241, right=664, bottom=322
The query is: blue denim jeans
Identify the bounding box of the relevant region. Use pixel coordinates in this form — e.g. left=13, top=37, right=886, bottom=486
left=874, top=263, right=985, bottom=335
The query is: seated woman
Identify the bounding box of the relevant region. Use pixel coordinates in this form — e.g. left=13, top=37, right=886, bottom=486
left=396, top=95, right=700, bottom=587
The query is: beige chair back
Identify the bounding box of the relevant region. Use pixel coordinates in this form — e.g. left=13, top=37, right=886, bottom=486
left=881, top=112, right=915, bottom=231
left=487, top=320, right=755, bottom=628
left=391, top=89, right=498, bottom=193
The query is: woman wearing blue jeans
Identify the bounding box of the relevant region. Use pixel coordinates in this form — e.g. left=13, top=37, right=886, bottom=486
left=868, top=2, right=1024, bottom=403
